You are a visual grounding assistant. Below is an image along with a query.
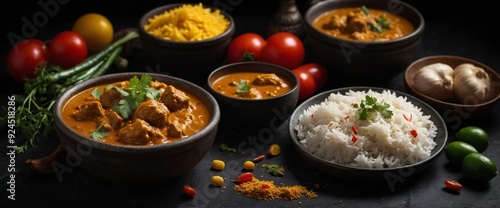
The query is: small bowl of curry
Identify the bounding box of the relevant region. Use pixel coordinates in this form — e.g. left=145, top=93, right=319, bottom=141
left=304, top=0, right=425, bottom=85
left=207, top=62, right=299, bottom=133
left=52, top=72, right=220, bottom=186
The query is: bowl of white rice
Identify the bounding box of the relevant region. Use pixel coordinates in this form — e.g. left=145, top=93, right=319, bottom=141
left=288, top=87, right=447, bottom=181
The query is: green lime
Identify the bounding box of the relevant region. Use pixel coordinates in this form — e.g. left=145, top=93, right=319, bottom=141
left=462, top=152, right=498, bottom=182
left=444, top=141, right=478, bottom=166
left=455, top=126, right=489, bottom=152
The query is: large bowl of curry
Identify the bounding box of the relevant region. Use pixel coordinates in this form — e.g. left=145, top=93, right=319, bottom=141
left=52, top=72, right=220, bottom=186
left=207, top=62, right=299, bottom=133
left=305, top=0, right=425, bottom=85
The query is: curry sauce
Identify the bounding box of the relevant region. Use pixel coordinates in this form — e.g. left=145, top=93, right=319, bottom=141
left=61, top=79, right=210, bottom=146
left=211, top=72, right=291, bottom=99
left=313, top=6, right=415, bottom=42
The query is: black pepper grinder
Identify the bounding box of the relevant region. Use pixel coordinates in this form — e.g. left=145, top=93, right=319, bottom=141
left=267, top=0, right=306, bottom=40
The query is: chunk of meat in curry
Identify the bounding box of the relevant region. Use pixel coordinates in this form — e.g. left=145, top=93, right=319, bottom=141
left=69, top=80, right=199, bottom=145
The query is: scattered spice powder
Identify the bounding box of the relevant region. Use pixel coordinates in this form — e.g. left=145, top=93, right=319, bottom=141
left=234, top=177, right=318, bottom=200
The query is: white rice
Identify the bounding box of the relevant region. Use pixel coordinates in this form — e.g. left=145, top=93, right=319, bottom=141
left=294, top=89, right=438, bottom=169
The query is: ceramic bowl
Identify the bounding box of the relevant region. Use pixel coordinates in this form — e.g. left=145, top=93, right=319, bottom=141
left=304, top=0, right=425, bottom=85
left=52, top=72, right=220, bottom=186
left=404, top=55, right=500, bottom=119
left=288, top=87, right=447, bottom=182
left=138, top=3, right=235, bottom=84
left=207, top=62, right=300, bottom=133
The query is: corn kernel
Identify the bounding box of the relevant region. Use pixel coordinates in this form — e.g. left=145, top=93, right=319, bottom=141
left=211, top=175, right=224, bottom=186
left=243, top=160, right=255, bottom=170
left=212, top=159, right=225, bottom=171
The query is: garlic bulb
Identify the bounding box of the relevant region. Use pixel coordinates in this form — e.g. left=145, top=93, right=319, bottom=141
left=453, top=63, right=491, bottom=104
left=413, top=63, right=454, bottom=100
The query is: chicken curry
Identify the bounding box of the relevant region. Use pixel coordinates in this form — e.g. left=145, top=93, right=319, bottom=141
left=211, top=72, right=291, bottom=99
left=313, top=6, right=415, bottom=42
left=61, top=75, right=210, bottom=146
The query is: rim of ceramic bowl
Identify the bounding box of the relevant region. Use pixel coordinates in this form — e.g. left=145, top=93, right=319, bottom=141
left=138, top=3, right=235, bottom=45
left=305, top=0, right=425, bottom=47
left=207, top=62, right=300, bottom=102
left=404, top=55, right=500, bottom=108
left=52, top=72, right=220, bottom=154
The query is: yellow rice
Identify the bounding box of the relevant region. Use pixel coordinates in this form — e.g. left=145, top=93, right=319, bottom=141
left=144, top=3, right=230, bottom=41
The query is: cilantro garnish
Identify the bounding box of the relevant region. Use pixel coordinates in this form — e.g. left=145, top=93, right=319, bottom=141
left=236, top=79, right=251, bottom=93
left=219, top=143, right=236, bottom=152
left=353, top=95, right=393, bottom=121
left=91, top=125, right=108, bottom=140
left=361, top=5, right=369, bottom=15
left=263, top=164, right=285, bottom=176
left=111, top=74, right=160, bottom=119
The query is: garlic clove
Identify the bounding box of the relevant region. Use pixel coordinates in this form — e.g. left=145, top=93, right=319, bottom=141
left=413, top=63, right=454, bottom=101
left=453, top=63, right=491, bottom=104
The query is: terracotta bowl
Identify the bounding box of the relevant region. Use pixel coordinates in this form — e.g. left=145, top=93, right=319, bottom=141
left=404, top=55, right=500, bottom=119
left=207, top=62, right=300, bottom=134
left=304, top=0, right=425, bottom=85
left=52, top=72, right=220, bottom=186
left=138, top=3, right=235, bottom=84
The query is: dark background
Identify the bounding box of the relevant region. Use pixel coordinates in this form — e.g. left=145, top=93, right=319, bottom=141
left=2, top=0, right=498, bottom=91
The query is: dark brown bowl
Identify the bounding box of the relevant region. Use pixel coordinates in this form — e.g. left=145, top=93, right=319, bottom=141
left=304, top=0, right=425, bottom=85
left=404, top=55, right=500, bottom=119
left=207, top=62, right=300, bottom=134
left=52, top=72, right=220, bottom=187
left=138, top=3, right=235, bottom=83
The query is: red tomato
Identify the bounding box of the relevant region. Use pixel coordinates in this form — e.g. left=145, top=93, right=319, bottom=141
left=227, top=33, right=266, bottom=63
left=183, top=185, right=197, bottom=197
left=257, top=32, right=305, bottom=69
left=48, top=31, right=88, bottom=69
left=236, top=172, right=254, bottom=184
left=7, top=39, right=48, bottom=83
left=292, top=69, right=317, bottom=100
left=294, top=63, right=329, bottom=89
left=444, top=180, right=463, bottom=192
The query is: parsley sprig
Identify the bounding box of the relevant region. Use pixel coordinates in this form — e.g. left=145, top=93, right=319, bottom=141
left=236, top=79, right=251, bottom=93
left=353, top=95, right=393, bottom=121
left=110, top=74, right=160, bottom=119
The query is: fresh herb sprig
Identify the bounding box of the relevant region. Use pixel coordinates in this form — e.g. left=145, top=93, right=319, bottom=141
left=236, top=79, right=251, bottom=93
left=111, top=74, right=160, bottom=119
left=263, top=164, right=285, bottom=176
left=219, top=143, right=236, bottom=152
left=353, top=95, right=393, bottom=121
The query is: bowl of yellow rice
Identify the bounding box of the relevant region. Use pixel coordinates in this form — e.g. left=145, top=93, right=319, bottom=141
left=139, top=3, right=235, bottom=84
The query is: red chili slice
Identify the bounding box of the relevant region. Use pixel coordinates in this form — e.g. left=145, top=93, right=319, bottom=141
left=444, top=180, right=463, bottom=192
left=236, top=172, right=254, bottom=184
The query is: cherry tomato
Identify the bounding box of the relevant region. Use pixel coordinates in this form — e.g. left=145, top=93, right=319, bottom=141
left=294, top=63, right=329, bottom=89
left=73, top=13, right=114, bottom=54
left=444, top=180, right=463, bottom=192
left=227, top=33, right=266, bottom=63
left=236, top=172, right=254, bottom=184
left=183, top=185, right=197, bottom=197
left=258, top=32, right=305, bottom=69
left=47, top=31, right=88, bottom=69
left=292, top=69, right=317, bottom=100
left=7, top=39, right=48, bottom=83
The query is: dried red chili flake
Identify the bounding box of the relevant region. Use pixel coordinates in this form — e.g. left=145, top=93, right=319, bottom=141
left=351, top=125, right=358, bottom=134
left=410, top=129, right=418, bottom=138
left=351, top=135, right=358, bottom=143
left=262, top=184, right=270, bottom=189
left=403, top=114, right=412, bottom=121
left=252, top=155, right=266, bottom=163
left=328, top=122, right=333, bottom=127
left=311, top=113, right=314, bottom=119
left=344, top=115, right=350, bottom=120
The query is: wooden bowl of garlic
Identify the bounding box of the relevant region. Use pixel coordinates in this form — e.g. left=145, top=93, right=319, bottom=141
left=404, top=55, right=500, bottom=119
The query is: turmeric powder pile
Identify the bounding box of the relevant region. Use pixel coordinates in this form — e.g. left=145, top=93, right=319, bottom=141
left=234, top=177, right=318, bottom=200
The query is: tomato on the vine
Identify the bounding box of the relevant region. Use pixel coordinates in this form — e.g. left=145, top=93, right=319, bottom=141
left=257, top=32, right=305, bottom=69
left=47, top=31, right=88, bottom=69
left=294, top=63, right=328, bottom=89
left=7, top=39, right=48, bottom=83
left=292, top=69, right=317, bottom=100
left=226, top=33, right=266, bottom=63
